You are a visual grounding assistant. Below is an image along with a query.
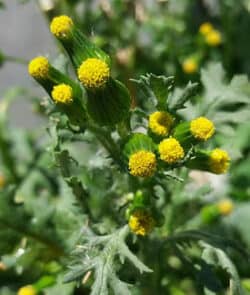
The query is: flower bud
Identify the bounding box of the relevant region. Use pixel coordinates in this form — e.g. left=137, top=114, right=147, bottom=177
left=148, top=111, right=174, bottom=137
left=28, top=56, right=86, bottom=127
left=174, top=117, right=215, bottom=148
left=186, top=148, right=230, bottom=174
left=18, top=285, right=37, bottom=295
left=129, top=208, right=155, bottom=236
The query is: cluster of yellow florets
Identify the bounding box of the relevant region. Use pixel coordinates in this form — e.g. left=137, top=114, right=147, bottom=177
left=205, top=30, right=222, bottom=47
left=18, top=285, right=36, bottom=295
left=199, top=22, right=213, bottom=35
left=182, top=22, right=222, bottom=74
left=217, top=199, right=234, bottom=216
left=158, top=138, right=184, bottom=164
left=78, top=58, right=110, bottom=90
left=199, top=22, right=222, bottom=46
left=50, top=15, right=73, bottom=39
left=182, top=58, right=198, bottom=74
left=149, top=111, right=174, bottom=136
left=209, top=148, right=230, bottom=174
left=28, top=56, right=49, bottom=80
left=129, top=150, right=157, bottom=177
left=128, top=113, right=228, bottom=178
left=51, top=84, right=73, bottom=104
left=129, top=209, right=155, bottom=236
left=190, top=117, right=215, bottom=141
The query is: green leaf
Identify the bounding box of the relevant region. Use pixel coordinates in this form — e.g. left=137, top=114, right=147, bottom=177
left=168, top=81, right=199, bottom=111
left=131, top=73, right=174, bottom=110
left=181, top=62, right=250, bottom=133
left=109, top=272, right=131, bottom=295
left=166, top=230, right=249, bottom=256
left=64, top=226, right=151, bottom=295
left=201, top=243, right=245, bottom=295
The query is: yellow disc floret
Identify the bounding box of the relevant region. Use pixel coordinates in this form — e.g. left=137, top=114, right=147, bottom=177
left=217, top=200, right=234, bottom=216
left=209, top=148, right=230, bottom=174
left=158, top=138, right=184, bottom=164
left=182, top=58, right=198, bottom=74
left=28, top=56, right=49, bottom=80
left=190, top=117, right=215, bottom=141
left=149, top=111, right=174, bottom=136
left=50, top=15, right=73, bottom=39
left=129, top=209, right=155, bottom=236
left=78, top=58, right=110, bottom=90
left=51, top=84, right=73, bottom=104
left=205, top=30, right=222, bottom=46
left=18, top=285, right=37, bottom=295
left=199, top=22, right=213, bottom=35
left=129, top=150, right=156, bottom=177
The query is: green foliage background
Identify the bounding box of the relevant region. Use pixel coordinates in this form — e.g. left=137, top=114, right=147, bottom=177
left=0, top=1, right=250, bottom=295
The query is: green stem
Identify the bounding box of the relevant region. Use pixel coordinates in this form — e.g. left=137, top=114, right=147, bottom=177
left=5, top=55, right=28, bottom=65
left=87, top=124, right=124, bottom=168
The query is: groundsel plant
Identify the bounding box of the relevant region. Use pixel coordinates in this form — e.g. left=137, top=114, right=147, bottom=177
left=16, top=14, right=245, bottom=295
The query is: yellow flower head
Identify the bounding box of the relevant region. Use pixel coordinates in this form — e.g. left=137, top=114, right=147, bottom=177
left=28, top=56, right=49, bottom=80
left=50, top=15, right=73, bottom=39
left=209, top=148, right=230, bottom=174
left=0, top=174, right=5, bottom=189
left=51, top=84, right=73, bottom=104
left=158, top=138, right=184, bottom=164
left=0, top=261, right=7, bottom=271
left=149, top=111, right=174, bottom=136
left=199, top=22, right=213, bottom=35
left=77, top=58, right=110, bottom=90
left=18, top=285, right=36, bottom=295
left=217, top=200, right=234, bottom=216
left=182, top=58, right=198, bottom=74
left=129, top=209, right=155, bottom=236
left=129, top=150, right=156, bottom=177
left=205, top=30, right=222, bottom=46
left=190, top=117, right=215, bottom=141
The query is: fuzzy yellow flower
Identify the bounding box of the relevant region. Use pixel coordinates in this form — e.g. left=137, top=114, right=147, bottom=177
left=209, top=148, right=230, bottom=174
left=50, top=15, right=73, bottom=39
left=0, top=174, right=5, bottom=189
left=190, top=117, right=215, bottom=141
left=205, top=30, right=222, bottom=46
left=182, top=58, right=198, bottom=74
left=78, top=58, right=110, bottom=90
left=0, top=261, right=7, bottom=271
left=158, top=138, right=184, bottom=164
left=217, top=200, right=234, bottom=216
left=28, top=56, right=49, bottom=80
left=129, top=150, right=156, bottom=177
left=18, top=285, right=36, bottom=295
left=129, top=209, right=155, bottom=236
left=199, top=22, right=213, bottom=35
left=51, top=84, right=73, bottom=104
left=149, top=111, right=174, bottom=136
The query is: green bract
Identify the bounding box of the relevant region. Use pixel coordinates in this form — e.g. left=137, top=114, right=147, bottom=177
left=123, top=133, right=156, bottom=158
left=86, top=78, right=131, bottom=125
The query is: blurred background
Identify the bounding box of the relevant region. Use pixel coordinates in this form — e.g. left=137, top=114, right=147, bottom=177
left=1, top=0, right=250, bottom=126
left=0, top=1, right=56, bottom=127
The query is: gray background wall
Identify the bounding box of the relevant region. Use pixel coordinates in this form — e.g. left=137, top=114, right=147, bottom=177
left=0, top=1, right=56, bottom=127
